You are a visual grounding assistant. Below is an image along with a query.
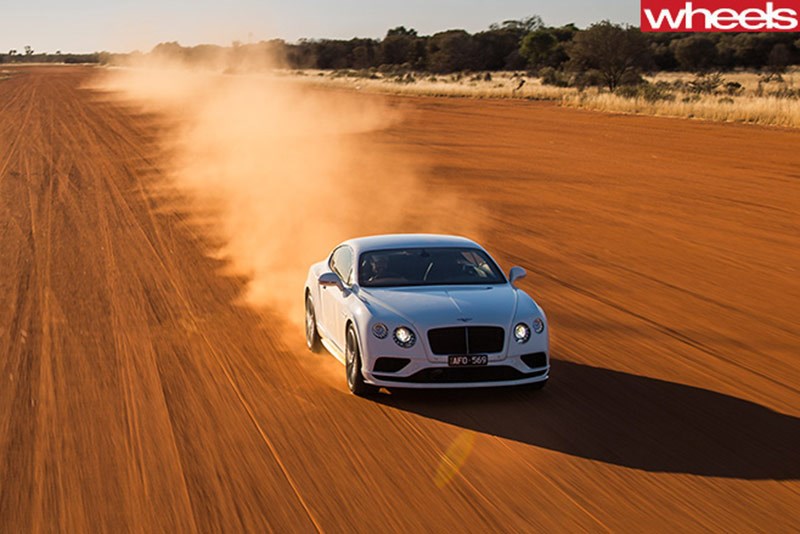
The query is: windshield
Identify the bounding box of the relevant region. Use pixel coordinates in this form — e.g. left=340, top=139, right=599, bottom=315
left=358, top=247, right=506, bottom=288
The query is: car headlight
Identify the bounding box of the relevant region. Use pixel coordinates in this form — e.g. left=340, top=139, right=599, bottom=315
left=514, top=322, right=531, bottom=343
left=393, top=326, right=416, bottom=348
left=372, top=323, right=389, bottom=339
left=533, top=318, right=545, bottom=334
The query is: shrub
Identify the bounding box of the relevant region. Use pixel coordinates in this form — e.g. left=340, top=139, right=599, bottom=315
left=768, top=87, right=800, bottom=99
left=570, top=68, right=604, bottom=89
left=394, top=72, right=416, bottom=84
left=467, top=72, right=491, bottom=82
left=619, top=70, right=645, bottom=86
left=641, top=81, right=675, bottom=102
left=615, top=85, right=639, bottom=99
left=724, top=81, right=743, bottom=96
left=538, top=66, right=570, bottom=87
left=687, top=72, right=724, bottom=94
left=760, top=72, right=784, bottom=84
left=670, top=79, right=687, bottom=91
left=378, top=63, right=410, bottom=75
left=614, top=81, right=675, bottom=102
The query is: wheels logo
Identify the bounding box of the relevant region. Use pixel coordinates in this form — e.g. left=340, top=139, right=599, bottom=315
left=641, top=0, right=800, bottom=32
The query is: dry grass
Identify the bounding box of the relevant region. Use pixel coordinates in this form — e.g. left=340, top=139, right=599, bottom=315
left=648, top=70, right=800, bottom=92
left=564, top=91, right=800, bottom=128
left=283, top=70, right=579, bottom=100
left=567, top=71, right=800, bottom=128
left=282, top=69, right=800, bottom=129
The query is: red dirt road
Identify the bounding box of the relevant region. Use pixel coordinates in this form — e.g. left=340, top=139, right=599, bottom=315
left=1, top=66, right=799, bottom=531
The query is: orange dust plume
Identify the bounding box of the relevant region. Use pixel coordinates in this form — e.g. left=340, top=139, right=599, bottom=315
left=88, top=61, right=477, bottom=328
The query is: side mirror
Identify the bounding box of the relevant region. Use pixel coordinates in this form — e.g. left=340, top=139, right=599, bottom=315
left=509, top=266, right=527, bottom=286
left=319, top=272, right=344, bottom=291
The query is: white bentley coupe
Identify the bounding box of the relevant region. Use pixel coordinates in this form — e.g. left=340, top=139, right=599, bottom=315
left=304, top=234, right=549, bottom=395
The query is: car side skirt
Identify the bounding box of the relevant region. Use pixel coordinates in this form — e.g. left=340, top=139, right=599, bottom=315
left=321, top=338, right=346, bottom=365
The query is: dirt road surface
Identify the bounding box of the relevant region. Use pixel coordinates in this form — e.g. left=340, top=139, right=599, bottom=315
left=1, top=66, right=798, bottom=532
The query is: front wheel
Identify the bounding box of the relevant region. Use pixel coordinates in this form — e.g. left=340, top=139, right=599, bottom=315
left=345, top=325, right=377, bottom=397
left=305, top=294, right=321, bottom=352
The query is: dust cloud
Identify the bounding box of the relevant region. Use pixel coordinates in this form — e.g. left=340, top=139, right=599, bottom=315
left=90, top=60, right=475, bottom=327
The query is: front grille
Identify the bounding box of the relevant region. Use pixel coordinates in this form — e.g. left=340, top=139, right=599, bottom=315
left=427, top=326, right=505, bottom=355
left=469, top=327, right=505, bottom=353
left=373, top=357, right=411, bottom=373
left=428, top=328, right=466, bottom=354
left=521, top=352, right=547, bottom=369
left=373, top=366, right=546, bottom=384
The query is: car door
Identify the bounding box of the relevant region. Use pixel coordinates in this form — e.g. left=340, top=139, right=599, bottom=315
left=320, top=245, right=354, bottom=351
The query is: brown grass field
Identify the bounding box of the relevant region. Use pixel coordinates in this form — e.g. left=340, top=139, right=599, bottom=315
left=1, top=65, right=799, bottom=531
left=300, top=69, right=800, bottom=128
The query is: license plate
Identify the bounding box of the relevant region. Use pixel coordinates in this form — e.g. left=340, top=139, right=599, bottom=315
left=448, top=355, right=488, bottom=367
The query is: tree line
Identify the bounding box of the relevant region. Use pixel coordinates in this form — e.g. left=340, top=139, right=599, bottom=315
left=225, top=17, right=800, bottom=75
left=0, top=46, right=103, bottom=64
left=2, top=16, right=798, bottom=81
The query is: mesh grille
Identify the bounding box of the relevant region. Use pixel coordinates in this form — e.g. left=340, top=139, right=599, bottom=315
left=427, top=326, right=504, bottom=355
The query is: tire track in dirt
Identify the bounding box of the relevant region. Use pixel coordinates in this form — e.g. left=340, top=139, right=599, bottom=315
left=0, top=77, right=38, bottom=181
left=61, top=82, right=324, bottom=530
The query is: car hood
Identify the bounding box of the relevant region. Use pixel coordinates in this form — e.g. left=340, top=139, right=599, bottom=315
left=359, top=284, right=518, bottom=328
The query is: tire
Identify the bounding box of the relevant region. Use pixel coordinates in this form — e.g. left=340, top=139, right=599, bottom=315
left=305, top=293, right=322, bottom=352
left=345, top=325, right=377, bottom=397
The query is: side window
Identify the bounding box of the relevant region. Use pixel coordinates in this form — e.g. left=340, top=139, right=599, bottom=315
left=329, top=246, right=354, bottom=285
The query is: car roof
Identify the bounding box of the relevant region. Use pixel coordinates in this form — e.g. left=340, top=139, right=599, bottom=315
left=340, top=234, right=482, bottom=255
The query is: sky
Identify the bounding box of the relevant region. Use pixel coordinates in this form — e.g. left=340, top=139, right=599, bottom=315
left=0, top=0, right=639, bottom=54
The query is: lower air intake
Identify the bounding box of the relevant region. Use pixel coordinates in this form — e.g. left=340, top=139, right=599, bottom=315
left=373, top=357, right=411, bottom=373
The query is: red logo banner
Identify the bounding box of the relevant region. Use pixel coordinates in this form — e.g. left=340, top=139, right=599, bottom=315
left=641, top=0, right=800, bottom=31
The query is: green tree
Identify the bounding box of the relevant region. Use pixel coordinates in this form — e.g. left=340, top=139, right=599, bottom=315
left=151, top=41, right=185, bottom=61
left=672, top=35, right=718, bottom=71
left=427, top=30, right=477, bottom=73
left=349, top=38, right=379, bottom=69
left=724, top=34, right=771, bottom=68
left=767, top=43, right=790, bottom=73
left=490, top=16, right=544, bottom=36
left=567, top=21, right=651, bottom=91
left=520, top=29, right=558, bottom=68
left=473, top=27, right=524, bottom=70
left=381, top=27, right=423, bottom=66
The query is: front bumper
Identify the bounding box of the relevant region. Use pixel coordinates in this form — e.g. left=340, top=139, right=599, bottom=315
left=365, top=365, right=549, bottom=389
left=360, top=322, right=549, bottom=389
left=362, top=348, right=549, bottom=389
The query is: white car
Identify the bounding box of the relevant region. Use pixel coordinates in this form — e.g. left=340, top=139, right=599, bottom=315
left=304, top=234, right=549, bottom=395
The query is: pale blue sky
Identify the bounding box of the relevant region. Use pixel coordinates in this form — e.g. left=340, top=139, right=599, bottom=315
left=1, top=1, right=639, bottom=54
